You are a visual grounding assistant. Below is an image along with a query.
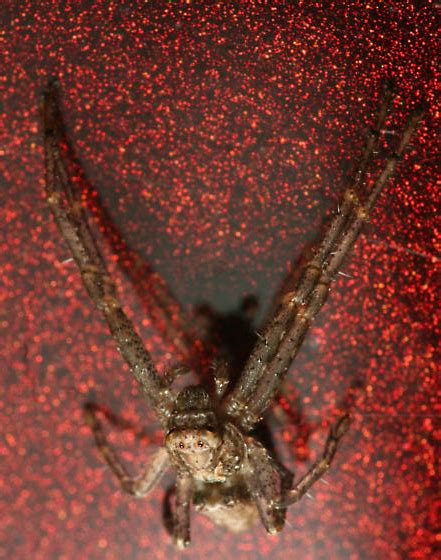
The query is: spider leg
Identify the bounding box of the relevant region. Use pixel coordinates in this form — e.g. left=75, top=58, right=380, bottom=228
left=84, top=401, right=153, bottom=440
left=245, top=437, right=292, bottom=534
left=173, top=474, right=193, bottom=548
left=224, top=102, right=424, bottom=431
left=293, top=78, right=395, bottom=305
left=42, top=79, right=174, bottom=424
left=278, top=413, right=350, bottom=507
left=42, top=82, right=110, bottom=274
left=241, top=106, right=424, bottom=424
left=83, top=403, right=169, bottom=496
left=222, top=82, right=395, bottom=420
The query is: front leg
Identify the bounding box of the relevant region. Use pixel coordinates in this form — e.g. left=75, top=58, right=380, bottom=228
left=223, top=94, right=423, bottom=431
left=83, top=403, right=169, bottom=496
left=42, top=79, right=174, bottom=424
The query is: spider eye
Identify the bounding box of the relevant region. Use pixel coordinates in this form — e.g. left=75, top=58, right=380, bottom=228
left=197, top=441, right=204, bottom=448
left=178, top=442, right=185, bottom=449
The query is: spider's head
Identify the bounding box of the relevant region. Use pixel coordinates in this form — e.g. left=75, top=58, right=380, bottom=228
left=165, top=428, right=222, bottom=472
left=165, top=385, right=223, bottom=475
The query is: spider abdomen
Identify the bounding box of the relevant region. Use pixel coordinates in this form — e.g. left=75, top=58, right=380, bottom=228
left=194, top=477, right=260, bottom=532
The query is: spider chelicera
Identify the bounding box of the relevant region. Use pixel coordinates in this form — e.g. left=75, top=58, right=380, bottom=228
left=42, top=78, right=422, bottom=547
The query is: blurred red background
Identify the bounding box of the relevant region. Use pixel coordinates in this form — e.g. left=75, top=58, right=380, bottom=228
left=1, top=2, right=438, bottom=559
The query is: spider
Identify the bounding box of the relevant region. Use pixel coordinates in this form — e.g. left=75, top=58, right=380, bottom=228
left=42, top=78, right=423, bottom=547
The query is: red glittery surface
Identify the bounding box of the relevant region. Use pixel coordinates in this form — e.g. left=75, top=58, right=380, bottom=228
left=1, top=2, right=438, bottom=559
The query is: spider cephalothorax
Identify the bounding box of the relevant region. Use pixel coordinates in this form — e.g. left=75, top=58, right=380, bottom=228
left=166, top=386, right=224, bottom=478
left=42, top=78, right=423, bottom=547
left=165, top=385, right=246, bottom=484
